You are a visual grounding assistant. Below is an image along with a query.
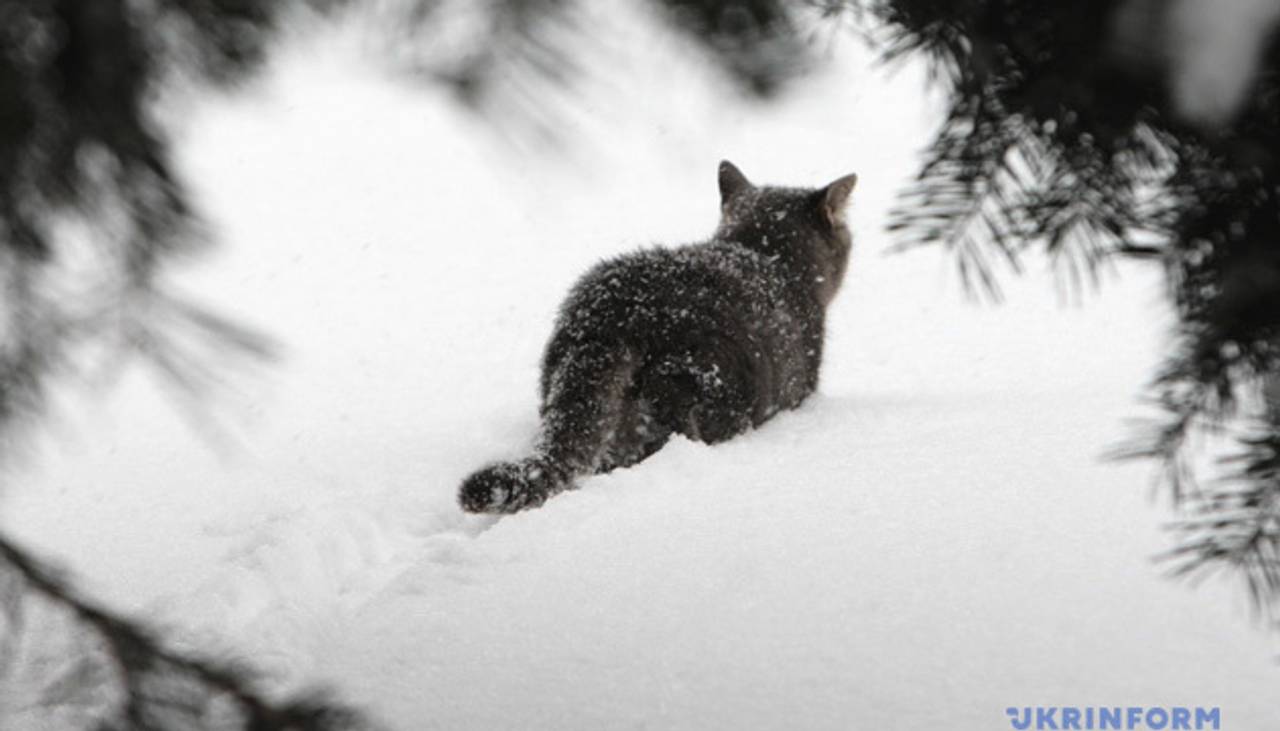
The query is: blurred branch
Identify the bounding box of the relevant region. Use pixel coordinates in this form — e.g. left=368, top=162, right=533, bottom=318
left=852, top=0, right=1280, bottom=614
left=1159, top=427, right=1280, bottom=620
left=654, top=0, right=812, bottom=95
left=0, top=534, right=379, bottom=730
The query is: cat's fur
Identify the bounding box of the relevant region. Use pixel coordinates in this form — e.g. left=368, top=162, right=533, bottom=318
left=459, top=161, right=857, bottom=513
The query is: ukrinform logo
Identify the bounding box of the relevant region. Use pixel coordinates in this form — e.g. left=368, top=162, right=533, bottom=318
left=1005, top=706, right=1221, bottom=730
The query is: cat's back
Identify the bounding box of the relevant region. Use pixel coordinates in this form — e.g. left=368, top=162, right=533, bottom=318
left=552, top=241, right=790, bottom=346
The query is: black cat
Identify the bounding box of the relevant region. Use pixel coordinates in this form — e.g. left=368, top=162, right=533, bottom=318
left=459, top=161, right=857, bottom=513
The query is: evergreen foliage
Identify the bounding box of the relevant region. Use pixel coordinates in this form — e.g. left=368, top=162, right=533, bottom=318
left=850, top=0, right=1280, bottom=617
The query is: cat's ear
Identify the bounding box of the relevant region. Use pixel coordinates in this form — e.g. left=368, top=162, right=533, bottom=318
left=718, top=160, right=753, bottom=206
left=821, top=173, right=858, bottom=224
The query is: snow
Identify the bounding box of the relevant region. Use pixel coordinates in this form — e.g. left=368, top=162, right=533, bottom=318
left=3, top=10, right=1279, bottom=731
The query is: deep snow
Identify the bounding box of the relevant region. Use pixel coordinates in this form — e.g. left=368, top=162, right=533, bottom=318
left=2, top=9, right=1278, bottom=730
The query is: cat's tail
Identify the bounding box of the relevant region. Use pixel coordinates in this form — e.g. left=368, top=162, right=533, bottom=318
left=457, top=456, right=569, bottom=514
left=458, top=341, right=637, bottom=514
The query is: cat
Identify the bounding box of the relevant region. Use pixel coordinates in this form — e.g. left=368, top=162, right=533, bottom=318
left=459, top=161, right=857, bottom=514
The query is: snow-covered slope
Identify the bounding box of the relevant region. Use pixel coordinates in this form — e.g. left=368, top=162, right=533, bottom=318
left=3, top=12, right=1277, bottom=730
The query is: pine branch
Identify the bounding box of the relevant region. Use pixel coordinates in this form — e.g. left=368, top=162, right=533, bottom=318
left=855, top=0, right=1280, bottom=616
left=1161, top=430, right=1280, bottom=619
left=0, top=535, right=380, bottom=730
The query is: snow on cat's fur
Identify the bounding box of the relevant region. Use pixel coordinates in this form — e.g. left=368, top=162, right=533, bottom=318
left=459, top=161, right=857, bottom=513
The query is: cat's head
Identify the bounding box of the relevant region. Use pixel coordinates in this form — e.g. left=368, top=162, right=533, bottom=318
left=715, top=160, right=857, bottom=305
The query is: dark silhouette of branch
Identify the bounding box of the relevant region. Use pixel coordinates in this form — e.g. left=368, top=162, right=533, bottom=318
left=0, top=536, right=380, bottom=729
left=850, top=0, right=1280, bottom=615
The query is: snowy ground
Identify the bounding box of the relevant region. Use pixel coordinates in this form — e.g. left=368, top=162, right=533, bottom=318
left=3, top=10, right=1278, bottom=730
